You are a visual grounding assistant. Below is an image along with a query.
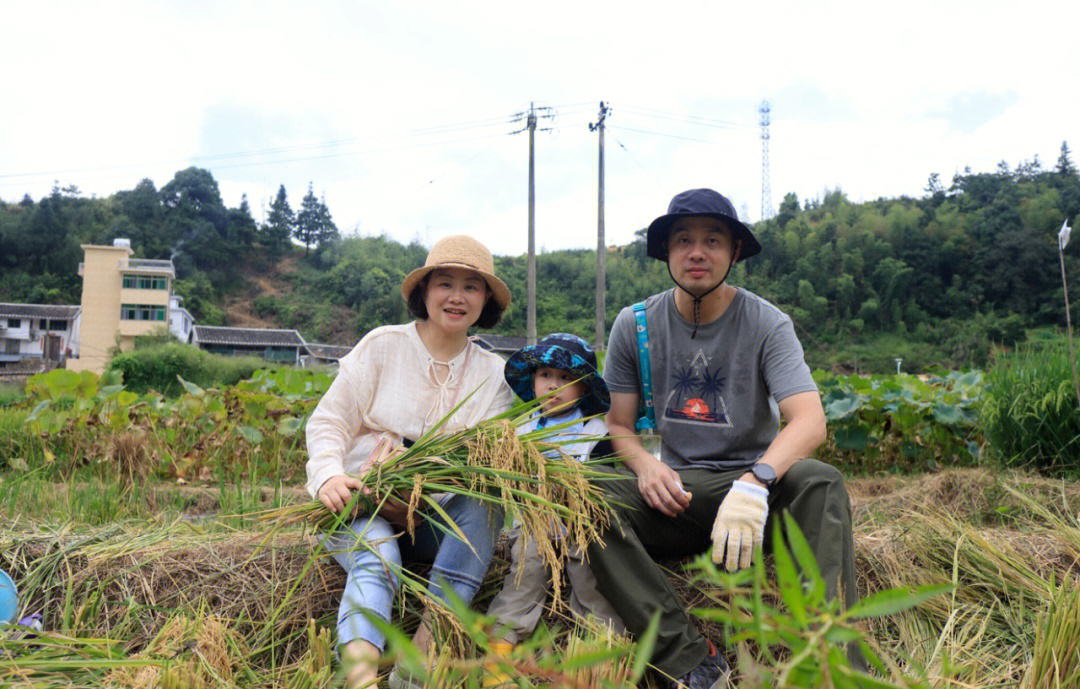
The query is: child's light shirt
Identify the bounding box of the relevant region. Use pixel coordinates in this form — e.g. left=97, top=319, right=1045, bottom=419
left=516, top=407, right=607, bottom=462
left=305, top=323, right=514, bottom=497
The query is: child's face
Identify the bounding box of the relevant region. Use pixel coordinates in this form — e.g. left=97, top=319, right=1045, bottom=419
left=532, top=367, right=587, bottom=417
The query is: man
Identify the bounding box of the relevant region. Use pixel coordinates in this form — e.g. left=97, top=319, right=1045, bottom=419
left=590, top=189, right=858, bottom=688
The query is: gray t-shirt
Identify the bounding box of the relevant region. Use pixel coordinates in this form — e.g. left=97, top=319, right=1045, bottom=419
left=605, top=287, right=817, bottom=471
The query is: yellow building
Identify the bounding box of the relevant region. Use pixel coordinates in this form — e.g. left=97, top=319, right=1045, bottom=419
left=70, top=239, right=175, bottom=373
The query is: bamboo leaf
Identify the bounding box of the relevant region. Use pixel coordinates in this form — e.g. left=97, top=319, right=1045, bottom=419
left=773, top=520, right=808, bottom=627
left=782, top=511, right=825, bottom=605
left=845, top=583, right=953, bottom=620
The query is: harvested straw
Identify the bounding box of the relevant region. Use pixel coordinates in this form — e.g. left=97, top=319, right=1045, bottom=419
left=257, top=397, right=617, bottom=599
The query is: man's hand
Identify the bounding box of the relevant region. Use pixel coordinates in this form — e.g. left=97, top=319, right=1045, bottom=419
left=711, top=481, right=769, bottom=571
left=636, top=457, right=692, bottom=517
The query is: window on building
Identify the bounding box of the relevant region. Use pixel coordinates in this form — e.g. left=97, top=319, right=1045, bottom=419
left=122, top=275, right=168, bottom=290
left=39, top=319, right=46, bottom=328
left=120, top=304, right=166, bottom=321
left=47, top=320, right=68, bottom=331
left=7, top=318, right=20, bottom=328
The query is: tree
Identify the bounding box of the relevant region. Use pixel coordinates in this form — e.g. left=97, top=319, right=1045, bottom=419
left=776, top=192, right=800, bottom=228
left=263, top=185, right=294, bottom=256
left=1057, top=141, right=1077, bottom=177
left=294, top=183, right=321, bottom=255
left=315, top=193, right=339, bottom=250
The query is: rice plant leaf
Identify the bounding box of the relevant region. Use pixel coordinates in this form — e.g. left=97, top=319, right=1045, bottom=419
left=555, top=645, right=628, bottom=671
left=845, top=583, right=953, bottom=620
left=772, top=519, right=808, bottom=627
left=420, top=494, right=477, bottom=558
left=629, top=610, right=660, bottom=682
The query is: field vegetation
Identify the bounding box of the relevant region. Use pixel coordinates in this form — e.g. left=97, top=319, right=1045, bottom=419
left=0, top=356, right=1076, bottom=687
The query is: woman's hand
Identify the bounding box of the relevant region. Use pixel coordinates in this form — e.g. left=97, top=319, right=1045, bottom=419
left=358, top=437, right=411, bottom=527
left=318, top=474, right=364, bottom=514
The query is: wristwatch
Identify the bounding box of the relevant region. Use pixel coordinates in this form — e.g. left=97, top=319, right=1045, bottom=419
left=750, top=462, right=777, bottom=489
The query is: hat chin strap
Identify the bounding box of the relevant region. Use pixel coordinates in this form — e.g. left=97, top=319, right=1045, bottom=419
left=667, top=260, right=735, bottom=339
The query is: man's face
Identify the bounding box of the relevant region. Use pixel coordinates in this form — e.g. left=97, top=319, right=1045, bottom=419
left=666, top=216, right=740, bottom=296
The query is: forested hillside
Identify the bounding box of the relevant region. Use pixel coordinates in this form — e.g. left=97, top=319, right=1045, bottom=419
left=2, top=146, right=1078, bottom=372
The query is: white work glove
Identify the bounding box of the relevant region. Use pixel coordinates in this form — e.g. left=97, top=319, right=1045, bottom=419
left=711, top=480, right=769, bottom=571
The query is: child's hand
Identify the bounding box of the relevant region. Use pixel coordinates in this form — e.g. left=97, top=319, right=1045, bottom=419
left=317, top=474, right=364, bottom=514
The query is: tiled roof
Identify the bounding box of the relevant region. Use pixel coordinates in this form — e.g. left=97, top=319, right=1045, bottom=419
left=192, top=325, right=304, bottom=347
left=0, top=303, right=80, bottom=320
left=470, top=334, right=528, bottom=353
left=304, top=343, right=354, bottom=360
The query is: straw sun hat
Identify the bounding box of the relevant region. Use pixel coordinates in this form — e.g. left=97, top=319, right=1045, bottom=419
left=400, top=235, right=511, bottom=309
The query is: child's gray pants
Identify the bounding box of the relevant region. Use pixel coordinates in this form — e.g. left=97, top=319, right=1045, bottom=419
left=486, top=526, right=625, bottom=644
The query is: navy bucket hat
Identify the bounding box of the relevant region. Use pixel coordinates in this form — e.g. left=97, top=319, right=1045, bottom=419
left=646, top=188, right=762, bottom=262
left=504, top=333, right=610, bottom=417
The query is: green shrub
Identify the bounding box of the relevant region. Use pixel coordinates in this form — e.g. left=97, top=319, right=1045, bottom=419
left=981, top=339, right=1080, bottom=473
left=0, top=382, right=27, bottom=408
left=107, top=342, right=286, bottom=395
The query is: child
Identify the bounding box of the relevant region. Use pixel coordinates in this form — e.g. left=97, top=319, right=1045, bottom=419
left=485, top=333, right=625, bottom=663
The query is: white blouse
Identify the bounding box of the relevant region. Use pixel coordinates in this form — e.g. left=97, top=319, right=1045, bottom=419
left=305, top=323, right=514, bottom=497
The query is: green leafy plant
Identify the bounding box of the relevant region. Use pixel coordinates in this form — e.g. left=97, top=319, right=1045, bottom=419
left=689, top=512, right=951, bottom=688
left=816, top=369, right=982, bottom=473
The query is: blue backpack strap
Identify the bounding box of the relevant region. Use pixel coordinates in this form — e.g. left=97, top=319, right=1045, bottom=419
left=632, top=302, right=657, bottom=431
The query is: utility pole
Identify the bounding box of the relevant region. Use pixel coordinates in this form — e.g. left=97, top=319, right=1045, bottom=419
left=590, top=101, right=610, bottom=351
left=527, top=103, right=537, bottom=345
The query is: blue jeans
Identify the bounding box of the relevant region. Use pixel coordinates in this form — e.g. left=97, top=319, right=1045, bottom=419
left=326, top=494, right=503, bottom=650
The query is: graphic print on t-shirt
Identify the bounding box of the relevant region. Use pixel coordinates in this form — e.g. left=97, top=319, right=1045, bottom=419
left=662, top=349, right=732, bottom=427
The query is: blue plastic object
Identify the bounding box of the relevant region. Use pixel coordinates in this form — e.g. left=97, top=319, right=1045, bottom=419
left=0, top=569, right=17, bottom=623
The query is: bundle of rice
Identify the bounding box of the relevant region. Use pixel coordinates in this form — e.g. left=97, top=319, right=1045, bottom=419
left=258, top=395, right=621, bottom=600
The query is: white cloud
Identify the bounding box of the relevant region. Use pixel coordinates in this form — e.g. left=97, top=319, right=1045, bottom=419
left=2, top=0, right=1079, bottom=253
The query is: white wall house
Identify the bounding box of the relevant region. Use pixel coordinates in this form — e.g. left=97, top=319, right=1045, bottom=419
left=0, top=304, right=82, bottom=365
left=169, top=294, right=195, bottom=343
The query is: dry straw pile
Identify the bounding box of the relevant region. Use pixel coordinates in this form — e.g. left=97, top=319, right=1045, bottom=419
left=2, top=468, right=1078, bottom=687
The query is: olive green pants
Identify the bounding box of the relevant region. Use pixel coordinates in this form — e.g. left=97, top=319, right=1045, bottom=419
left=586, top=459, right=858, bottom=678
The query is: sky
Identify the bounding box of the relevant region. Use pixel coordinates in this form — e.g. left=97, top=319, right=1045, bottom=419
left=2, top=1, right=1078, bottom=257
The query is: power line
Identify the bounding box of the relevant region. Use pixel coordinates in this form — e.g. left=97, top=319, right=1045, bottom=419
left=0, top=114, right=521, bottom=181
left=610, top=104, right=755, bottom=129
left=606, top=125, right=719, bottom=144
left=0, top=129, right=519, bottom=189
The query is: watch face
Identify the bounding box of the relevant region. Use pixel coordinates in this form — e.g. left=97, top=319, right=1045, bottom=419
left=752, top=463, right=776, bottom=486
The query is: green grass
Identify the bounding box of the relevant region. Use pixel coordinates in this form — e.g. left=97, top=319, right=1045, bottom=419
left=0, top=467, right=303, bottom=526
left=981, top=339, right=1080, bottom=473
left=0, top=381, right=27, bottom=407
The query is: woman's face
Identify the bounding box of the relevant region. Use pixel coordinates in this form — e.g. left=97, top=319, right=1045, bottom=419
left=423, top=267, right=490, bottom=335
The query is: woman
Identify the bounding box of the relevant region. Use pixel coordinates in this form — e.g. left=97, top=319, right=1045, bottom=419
left=305, top=235, right=513, bottom=689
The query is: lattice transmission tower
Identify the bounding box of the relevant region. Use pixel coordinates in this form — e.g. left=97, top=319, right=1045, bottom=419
left=759, top=100, right=772, bottom=221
